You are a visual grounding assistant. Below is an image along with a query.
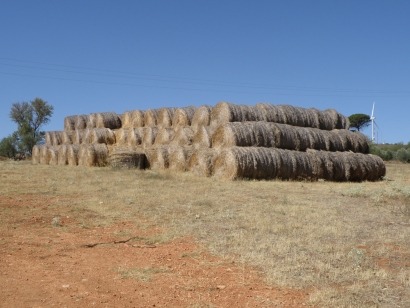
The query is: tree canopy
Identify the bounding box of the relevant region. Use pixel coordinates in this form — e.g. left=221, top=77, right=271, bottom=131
left=6, top=98, right=54, bottom=156
left=348, top=113, right=371, bottom=132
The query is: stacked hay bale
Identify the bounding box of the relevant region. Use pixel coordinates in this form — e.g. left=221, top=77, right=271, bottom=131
left=34, top=102, right=385, bottom=182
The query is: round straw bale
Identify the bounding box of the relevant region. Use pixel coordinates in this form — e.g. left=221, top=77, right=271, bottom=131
left=170, top=127, right=194, bottom=146
left=32, top=145, right=42, bottom=164
left=191, top=105, right=212, bottom=128
left=95, top=112, right=122, bottom=129
left=172, top=106, right=197, bottom=127
left=211, top=122, right=276, bottom=149
left=168, top=146, right=194, bottom=172
left=57, top=145, right=69, bottom=165
left=75, top=115, right=88, bottom=130
left=157, top=108, right=177, bottom=128
left=39, top=145, right=51, bottom=165
left=78, top=144, right=109, bottom=167
left=90, top=128, right=116, bottom=145
left=255, top=103, right=283, bottom=123
left=154, top=128, right=175, bottom=145
left=145, top=146, right=171, bottom=170
left=144, top=109, right=161, bottom=127
left=108, top=146, right=147, bottom=169
left=210, top=102, right=265, bottom=128
left=122, top=110, right=145, bottom=128
left=86, top=113, right=97, bottom=129
left=307, top=129, right=329, bottom=151
left=346, top=131, right=370, bottom=153
left=61, top=131, right=73, bottom=144
left=188, top=148, right=220, bottom=177
left=192, top=126, right=214, bottom=149
left=142, top=127, right=159, bottom=148
left=114, top=128, right=130, bottom=145
left=81, top=128, right=93, bottom=144
left=67, top=144, right=80, bottom=166
left=48, top=146, right=59, bottom=165
left=64, top=115, right=76, bottom=131
left=72, top=129, right=87, bottom=144
left=45, top=131, right=63, bottom=146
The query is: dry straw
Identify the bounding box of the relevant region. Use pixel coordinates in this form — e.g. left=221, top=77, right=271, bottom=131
left=212, top=122, right=369, bottom=153
left=142, top=127, right=158, bottom=148
left=57, top=145, right=68, bottom=165
left=144, top=109, right=161, bottom=127
left=145, top=146, right=172, bottom=170
left=39, top=145, right=50, bottom=165
left=168, top=146, right=194, bottom=172
left=157, top=108, right=177, bottom=128
left=75, top=115, right=88, bottom=130
left=172, top=106, right=197, bottom=127
left=192, top=126, right=214, bottom=149
left=64, top=115, right=76, bottom=131
left=67, top=144, right=80, bottom=166
left=45, top=131, right=63, bottom=146
left=191, top=105, right=212, bottom=129
left=95, top=112, right=122, bottom=129
left=255, top=103, right=349, bottom=130
left=188, top=148, right=220, bottom=177
left=170, top=127, right=194, bottom=146
left=48, top=146, right=59, bottom=165
left=78, top=144, right=109, bottom=167
left=108, top=146, right=147, bottom=169
left=72, top=129, right=87, bottom=144
left=90, top=128, right=116, bottom=145
left=210, top=102, right=265, bottom=128
left=122, top=110, right=145, bottom=128
left=154, top=128, right=175, bottom=145
left=213, top=147, right=385, bottom=181
left=32, top=145, right=42, bottom=164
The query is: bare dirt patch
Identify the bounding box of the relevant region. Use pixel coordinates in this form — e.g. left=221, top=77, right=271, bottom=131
left=0, top=194, right=309, bottom=307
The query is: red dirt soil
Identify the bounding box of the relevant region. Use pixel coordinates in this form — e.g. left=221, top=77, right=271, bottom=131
left=0, top=194, right=311, bottom=307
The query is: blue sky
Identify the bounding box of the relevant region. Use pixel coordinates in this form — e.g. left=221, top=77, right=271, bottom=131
left=1, top=0, right=409, bottom=143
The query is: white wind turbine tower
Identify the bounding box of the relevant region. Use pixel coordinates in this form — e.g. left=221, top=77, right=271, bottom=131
left=370, top=102, right=378, bottom=143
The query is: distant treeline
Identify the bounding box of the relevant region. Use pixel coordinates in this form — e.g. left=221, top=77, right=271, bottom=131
left=370, top=142, right=410, bottom=163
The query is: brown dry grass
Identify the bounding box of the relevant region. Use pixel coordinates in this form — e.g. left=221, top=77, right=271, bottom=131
left=0, top=160, right=408, bottom=307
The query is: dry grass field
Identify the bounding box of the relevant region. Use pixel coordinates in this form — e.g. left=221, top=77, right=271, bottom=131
left=0, top=160, right=409, bottom=307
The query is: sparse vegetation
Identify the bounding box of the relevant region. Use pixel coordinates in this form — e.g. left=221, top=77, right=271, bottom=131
left=1, top=160, right=408, bottom=307
left=370, top=142, right=410, bottom=162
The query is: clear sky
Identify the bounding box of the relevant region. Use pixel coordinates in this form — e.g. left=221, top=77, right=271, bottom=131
left=1, top=0, right=409, bottom=143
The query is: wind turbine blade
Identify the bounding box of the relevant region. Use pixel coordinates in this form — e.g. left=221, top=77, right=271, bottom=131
left=371, top=102, right=375, bottom=118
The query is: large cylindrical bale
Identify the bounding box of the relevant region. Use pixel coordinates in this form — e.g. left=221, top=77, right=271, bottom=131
left=67, top=144, right=80, bottom=166
left=192, top=126, right=214, bottom=149
left=32, top=145, right=43, bottom=164
left=172, top=106, right=197, bottom=127
left=144, top=109, right=161, bottom=127
left=78, top=144, right=109, bottom=167
left=142, top=127, right=159, bottom=148
left=145, top=146, right=172, bottom=170
left=57, top=145, right=69, bottom=165
left=170, top=127, right=194, bottom=146
left=90, top=128, right=116, bottom=145
left=122, top=110, right=145, bottom=128
left=64, top=115, right=76, bottom=131
left=191, top=105, right=212, bottom=129
left=154, top=128, right=175, bottom=145
left=108, top=146, right=147, bottom=169
left=188, top=148, right=220, bottom=177
left=157, top=108, right=177, bottom=128
left=168, top=146, right=194, bottom=172
left=210, top=102, right=265, bottom=128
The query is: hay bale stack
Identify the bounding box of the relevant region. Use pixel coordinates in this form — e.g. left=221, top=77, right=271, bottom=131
left=154, top=128, right=175, bottom=145
left=67, top=144, right=80, bottom=166
left=157, top=108, right=177, bottom=128
left=64, top=115, right=76, bottom=131
left=188, top=148, right=220, bottom=177
left=57, top=145, right=69, bottom=165
left=32, top=145, right=42, bottom=164
left=122, top=110, right=145, bottom=128
left=145, top=146, right=172, bottom=170
left=210, top=102, right=265, bottom=128
left=168, top=146, right=194, bottom=172
left=89, top=128, right=116, bottom=145
left=144, top=109, right=161, bottom=127
left=142, top=127, right=159, bottom=148
left=170, top=127, right=194, bottom=146
left=191, top=105, right=212, bottom=129
left=108, top=147, right=147, bottom=169
left=172, top=106, right=197, bottom=127
left=192, top=126, right=214, bottom=149
left=78, top=144, right=109, bottom=167
left=61, top=131, right=73, bottom=144
left=213, top=147, right=385, bottom=181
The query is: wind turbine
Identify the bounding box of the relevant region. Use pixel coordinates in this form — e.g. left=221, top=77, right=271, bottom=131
left=370, top=102, right=379, bottom=143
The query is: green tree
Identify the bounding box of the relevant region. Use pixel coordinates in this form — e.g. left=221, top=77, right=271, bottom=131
left=348, top=114, right=371, bottom=131
left=9, top=98, right=54, bottom=155
left=0, top=133, right=19, bottom=159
